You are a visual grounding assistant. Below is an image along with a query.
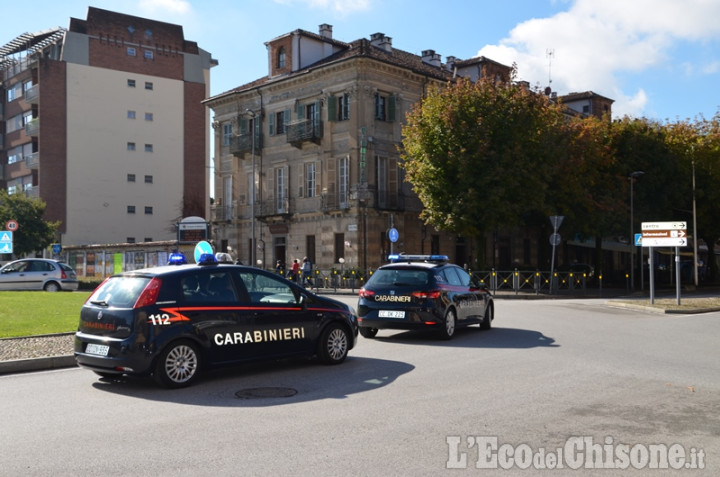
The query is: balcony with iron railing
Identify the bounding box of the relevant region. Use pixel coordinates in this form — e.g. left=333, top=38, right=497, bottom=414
left=256, top=196, right=293, bottom=219
left=24, top=152, right=39, bottom=169
left=230, top=133, right=263, bottom=157
left=210, top=203, right=237, bottom=223
left=24, top=84, right=39, bottom=104
left=286, top=119, right=323, bottom=147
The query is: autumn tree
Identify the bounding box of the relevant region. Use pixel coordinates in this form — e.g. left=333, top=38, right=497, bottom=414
left=401, top=77, right=567, bottom=263
left=0, top=190, right=59, bottom=258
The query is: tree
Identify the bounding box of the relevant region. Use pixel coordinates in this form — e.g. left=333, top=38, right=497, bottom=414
left=401, top=77, right=567, bottom=259
left=0, top=190, right=59, bottom=258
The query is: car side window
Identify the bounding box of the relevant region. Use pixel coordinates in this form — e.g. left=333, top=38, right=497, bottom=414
left=182, top=271, right=245, bottom=303
left=454, top=267, right=472, bottom=287
left=238, top=271, right=298, bottom=305
left=442, top=267, right=463, bottom=286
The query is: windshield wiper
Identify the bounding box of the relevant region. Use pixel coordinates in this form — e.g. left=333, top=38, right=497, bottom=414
left=90, top=300, right=109, bottom=307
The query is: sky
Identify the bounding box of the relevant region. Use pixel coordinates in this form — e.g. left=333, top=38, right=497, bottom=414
left=2, top=0, right=719, bottom=123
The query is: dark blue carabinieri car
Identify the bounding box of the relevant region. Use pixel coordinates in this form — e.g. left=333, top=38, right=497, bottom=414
left=357, top=254, right=493, bottom=339
left=74, top=253, right=358, bottom=388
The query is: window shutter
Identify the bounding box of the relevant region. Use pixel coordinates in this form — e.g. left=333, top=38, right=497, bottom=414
left=284, top=109, right=290, bottom=126
left=239, top=117, right=248, bottom=135
left=388, top=95, right=396, bottom=122
left=269, top=113, right=275, bottom=136
left=297, top=102, right=305, bottom=120
left=298, top=163, right=304, bottom=198
left=388, top=158, right=398, bottom=208
left=327, top=95, right=336, bottom=122
left=314, top=99, right=321, bottom=123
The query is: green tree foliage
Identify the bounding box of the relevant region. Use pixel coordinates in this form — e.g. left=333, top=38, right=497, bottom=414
left=401, top=77, right=567, bottom=239
left=0, top=190, right=59, bottom=258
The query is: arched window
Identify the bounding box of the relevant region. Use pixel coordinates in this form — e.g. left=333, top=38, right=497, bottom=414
left=277, top=47, right=286, bottom=69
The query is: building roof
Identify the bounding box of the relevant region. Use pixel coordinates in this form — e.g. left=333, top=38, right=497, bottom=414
left=205, top=31, right=460, bottom=104
left=0, top=27, right=66, bottom=59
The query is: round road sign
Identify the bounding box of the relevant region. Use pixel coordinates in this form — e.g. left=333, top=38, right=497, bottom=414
left=6, top=220, right=18, bottom=231
left=549, top=233, right=562, bottom=246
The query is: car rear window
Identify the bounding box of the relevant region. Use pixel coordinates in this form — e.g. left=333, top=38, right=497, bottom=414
left=88, top=276, right=153, bottom=308
left=366, top=268, right=431, bottom=287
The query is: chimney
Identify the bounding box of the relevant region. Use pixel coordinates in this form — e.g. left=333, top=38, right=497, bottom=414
left=445, top=55, right=457, bottom=72
left=370, top=32, right=392, bottom=52
left=421, top=49, right=442, bottom=68
left=319, top=24, right=333, bottom=39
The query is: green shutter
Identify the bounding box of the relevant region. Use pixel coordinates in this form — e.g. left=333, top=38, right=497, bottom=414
left=388, top=95, right=396, bottom=122
left=327, top=95, right=336, bottom=122
left=269, top=113, right=275, bottom=136
left=239, top=117, right=248, bottom=135
left=297, top=102, right=305, bottom=120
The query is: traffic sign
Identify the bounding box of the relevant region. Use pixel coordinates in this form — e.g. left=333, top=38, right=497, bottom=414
left=549, top=233, right=562, bottom=246
left=5, top=220, right=18, bottom=231
left=0, top=231, right=12, bottom=243
left=641, top=226, right=687, bottom=247
left=641, top=221, right=686, bottom=230
left=388, top=227, right=399, bottom=243
left=635, top=233, right=643, bottom=246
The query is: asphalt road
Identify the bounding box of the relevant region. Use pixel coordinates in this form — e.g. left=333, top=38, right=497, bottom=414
left=1, top=297, right=717, bottom=476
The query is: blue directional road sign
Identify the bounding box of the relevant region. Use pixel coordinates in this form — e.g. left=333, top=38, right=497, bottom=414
left=388, top=227, right=399, bottom=243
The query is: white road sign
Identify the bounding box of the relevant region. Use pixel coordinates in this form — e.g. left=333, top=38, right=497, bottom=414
left=641, top=221, right=687, bottom=230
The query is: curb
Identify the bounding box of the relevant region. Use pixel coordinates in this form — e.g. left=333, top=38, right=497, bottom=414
left=0, top=355, right=76, bottom=375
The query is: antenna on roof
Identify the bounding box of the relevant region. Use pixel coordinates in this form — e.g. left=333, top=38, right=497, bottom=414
left=546, top=48, right=554, bottom=86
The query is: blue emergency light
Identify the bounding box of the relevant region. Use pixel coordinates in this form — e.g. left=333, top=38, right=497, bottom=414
left=168, top=252, right=187, bottom=265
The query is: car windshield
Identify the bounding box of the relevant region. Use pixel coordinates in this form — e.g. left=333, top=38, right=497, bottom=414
left=88, top=276, right=152, bottom=307
left=366, top=268, right=431, bottom=287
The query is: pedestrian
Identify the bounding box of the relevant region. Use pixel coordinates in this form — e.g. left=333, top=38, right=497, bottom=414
left=275, top=259, right=285, bottom=276
left=291, top=259, right=300, bottom=283
left=302, top=257, right=313, bottom=287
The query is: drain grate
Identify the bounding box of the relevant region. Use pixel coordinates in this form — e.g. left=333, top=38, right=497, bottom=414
left=235, top=387, right=298, bottom=399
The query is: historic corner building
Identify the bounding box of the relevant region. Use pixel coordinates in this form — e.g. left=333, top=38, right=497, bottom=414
left=0, top=7, right=215, bottom=249
left=204, top=24, right=613, bottom=273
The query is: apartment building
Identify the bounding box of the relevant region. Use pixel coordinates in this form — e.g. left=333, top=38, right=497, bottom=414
left=205, top=25, right=512, bottom=271
left=0, top=7, right=215, bottom=248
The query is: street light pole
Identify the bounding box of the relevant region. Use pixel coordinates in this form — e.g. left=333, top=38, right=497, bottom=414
left=692, top=160, right=698, bottom=287
left=246, top=109, right=256, bottom=268
left=629, top=171, right=644, bottom=291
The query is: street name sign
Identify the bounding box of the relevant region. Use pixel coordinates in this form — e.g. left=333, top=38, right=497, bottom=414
left=641, top=222, right=687, bottom=247
left=641, top=221, right=687, bottom=230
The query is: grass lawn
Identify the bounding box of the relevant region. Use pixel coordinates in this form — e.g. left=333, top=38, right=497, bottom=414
left=0, top=291, right=92, bottom=338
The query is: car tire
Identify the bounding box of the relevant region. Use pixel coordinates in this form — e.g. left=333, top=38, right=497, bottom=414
left=359, top=326, right=378, bottom=339
left=480, top=303, right=493, bottom=330
left=154, top=340, right=201, bottom=388
left=317, top=323, right=349, bottom=365
left=440, top=308, right=456, bottom=340
left=44, top=281, right=61, bottom=292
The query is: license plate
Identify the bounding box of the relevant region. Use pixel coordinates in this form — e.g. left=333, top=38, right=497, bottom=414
left=379, top=310, right=405, bottom=319
left=86, top=343, right=110, bottom=356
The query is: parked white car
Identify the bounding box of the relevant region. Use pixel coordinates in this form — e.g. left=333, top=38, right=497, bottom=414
left=0, top=259, right=79, bottom=291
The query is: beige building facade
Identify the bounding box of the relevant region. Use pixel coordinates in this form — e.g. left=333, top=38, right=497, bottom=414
left=1, top=7, right=215, bottom=249
left=205, top=25, right=512, bottom=272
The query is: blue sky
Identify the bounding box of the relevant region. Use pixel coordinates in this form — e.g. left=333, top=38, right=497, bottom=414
left=2, top=0, right=719, bottom=122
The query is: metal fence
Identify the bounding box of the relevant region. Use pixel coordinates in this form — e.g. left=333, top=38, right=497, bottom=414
left=276, top=268, right=602, bottom=296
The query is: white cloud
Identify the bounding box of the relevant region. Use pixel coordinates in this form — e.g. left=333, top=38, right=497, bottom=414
left=137, top=0, right=192, bottom=15
left=476, top=0, right=720, bottom=118
left=273, top=0, right=371, bottom=14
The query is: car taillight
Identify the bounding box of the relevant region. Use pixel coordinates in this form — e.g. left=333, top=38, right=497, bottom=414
left=412, top=290, right=441, bottom=299
left=358, top=288, right=375, bottom=298
left=61, top=269, right=68, bottom=279
left=134, top=277, right=162, bottom=309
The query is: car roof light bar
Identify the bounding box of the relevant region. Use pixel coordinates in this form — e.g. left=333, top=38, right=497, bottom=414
left=388, top=254, right=449, bottom=263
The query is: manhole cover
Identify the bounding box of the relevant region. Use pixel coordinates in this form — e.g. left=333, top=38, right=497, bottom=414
left=235, top=387, right=298, bottom=399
